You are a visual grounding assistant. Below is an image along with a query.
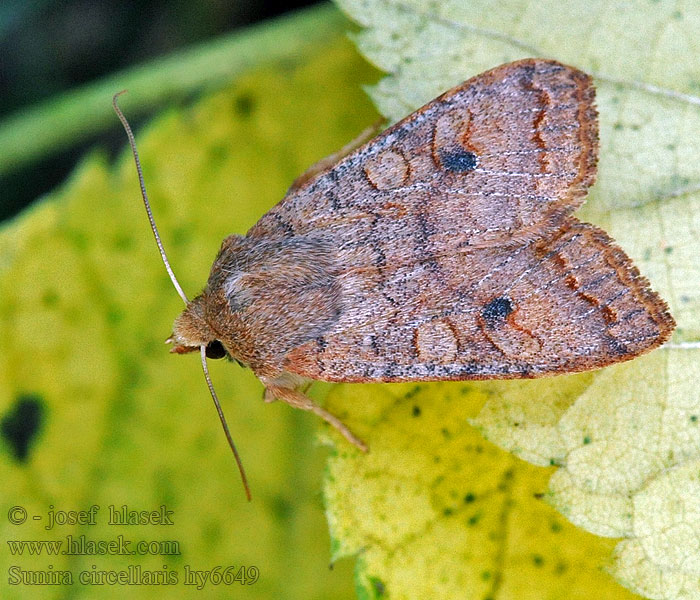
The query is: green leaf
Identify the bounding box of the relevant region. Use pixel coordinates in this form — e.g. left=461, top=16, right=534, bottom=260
left=0, top=25, right=380, bottom=600
left=324, top=1, right=700, bottom=599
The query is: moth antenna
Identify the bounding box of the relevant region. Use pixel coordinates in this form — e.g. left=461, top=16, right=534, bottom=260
left=201, top=346, right=252, bottom=502
left=112, top=90, right=189, bottom=306
left=114, top=92, right=250, bottom=500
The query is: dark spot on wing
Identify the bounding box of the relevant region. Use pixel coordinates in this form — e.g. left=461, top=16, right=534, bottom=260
left=273, top=214, right=295, bottom=238
left=326, top=190, right=341, bottom=211
left=608, top=338, right=629, bottom=356
left=482, top=296, right=514, bottom=324
left=382, top=362, right=401, bottom=379
left=439, top=148, right=478, bottom=172
left=373, top=244, right=387, bottom=268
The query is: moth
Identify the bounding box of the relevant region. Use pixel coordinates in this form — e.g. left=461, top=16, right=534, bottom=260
left=115, top=59, right=674, bottom=499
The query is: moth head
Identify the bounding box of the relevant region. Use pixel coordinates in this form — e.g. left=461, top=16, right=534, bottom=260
left=168, top=296, right=228, bottom=360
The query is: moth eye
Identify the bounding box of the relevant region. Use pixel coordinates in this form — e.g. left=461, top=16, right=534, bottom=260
left=205, top=340, right=227, bottom=360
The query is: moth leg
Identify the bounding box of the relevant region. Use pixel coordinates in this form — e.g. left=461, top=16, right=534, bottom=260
left=265, top=385, right=368, bottom=452
left=287, top=118, right=385, bottom=193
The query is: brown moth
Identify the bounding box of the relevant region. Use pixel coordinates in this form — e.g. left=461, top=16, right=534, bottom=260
left=115, top=59, right=674, bottom=498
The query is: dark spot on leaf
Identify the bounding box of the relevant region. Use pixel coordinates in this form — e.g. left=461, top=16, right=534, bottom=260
left=482, top=296, right=514, bottom=324
left=670, top=174, right=690, bottom=187
left=404, top=385, right=420, bottom=399
left=234, top=93, right=256, bottom=117
left=533, top=554, right=544, bottom=567
left=550, top=521, right=562, bottom=533
left=106, top=306, right=124, bottom=325
left=171, top=226, right=191, bottom=248
left=443, top=508, right=453, bottom=516
left=42, top=289, right=59, bottom=308
left=412, top=405, right=421, bottom=417
left=208, top=143, right=230, bottom=164
left=369, top=576, right=386, bottom=597
left=272, top=494, right=292, bottom=522
left=1, top=394, right=45, bottom=462
left=690, top=415, right=698, bottom=423
left=468, top=513, right=481, bottom=526
left=113, top=233, right=133, bottom=251
left=464, top=493, right=476, bottom=503
left=439, top=148, right=478, bottom=172
left=583, top=435, right=591, bottom=444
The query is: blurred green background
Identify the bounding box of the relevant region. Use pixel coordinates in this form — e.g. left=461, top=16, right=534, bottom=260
left=0, top=2, right=382, bottom=599
left=1, top=0, right=320, bottom=221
